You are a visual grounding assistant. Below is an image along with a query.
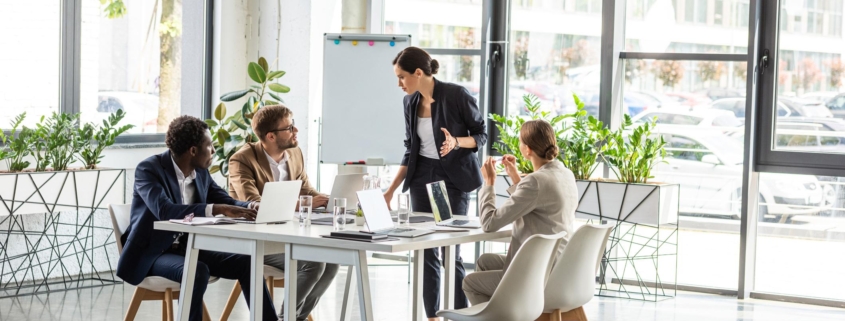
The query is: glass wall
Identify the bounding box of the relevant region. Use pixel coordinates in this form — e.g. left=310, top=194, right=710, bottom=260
left=0, top=0, right=61, bottom=128
left=384, top=0, right=482, bottom=49
left=80, top=0, right=183, bottom=134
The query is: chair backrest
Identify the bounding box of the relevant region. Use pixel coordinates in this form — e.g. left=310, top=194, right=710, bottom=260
left=543, top=224, right=614, bottom=312
left=108, top=204, right=132, bottom=255
left=482, top=231, right=566, bottom=321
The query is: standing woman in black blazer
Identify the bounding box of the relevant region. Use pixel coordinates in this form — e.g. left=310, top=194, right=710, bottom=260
left=384, top=47, right=487, bottom=320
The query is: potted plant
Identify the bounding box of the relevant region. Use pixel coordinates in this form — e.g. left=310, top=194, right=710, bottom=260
left=77, top=109, right=135, bottom=169
left=490, top=94, right=568, bottom=174
left=206, top=56, right=291, bottom=177
left=356, top=207, right=365, bottom=226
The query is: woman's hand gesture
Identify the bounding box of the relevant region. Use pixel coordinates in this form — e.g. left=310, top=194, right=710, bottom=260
left=440, top=128, right=457, bottom=157
left=501, top=154, right=521, bottom=185
left=482, top=157, right=497, bottom=186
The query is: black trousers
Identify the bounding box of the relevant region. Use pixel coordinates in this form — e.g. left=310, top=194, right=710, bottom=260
left=409, top=156, right=470, bottom=317
left=149, top=245, right=278, bottom=321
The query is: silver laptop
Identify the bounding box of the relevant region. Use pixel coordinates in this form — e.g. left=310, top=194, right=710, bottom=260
left=317, top=173, right=366, bottom=213
left=239, top=180, right=302, bottom=224
left=357, top=189, right=434, bottom=238
left=426, top=181, right=481, bottom=228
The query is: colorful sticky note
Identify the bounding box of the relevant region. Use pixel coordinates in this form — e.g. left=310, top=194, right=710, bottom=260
left=368, top=40, right=374, bottom=46
left=334, top=39, right=340, bottom=45
left=352, top=40, right=358, bottom=46
left=389, top=41, right=395, bottom=47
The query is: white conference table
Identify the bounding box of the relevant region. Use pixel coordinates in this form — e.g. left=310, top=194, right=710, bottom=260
left=154, top=215, right=511, bottom=321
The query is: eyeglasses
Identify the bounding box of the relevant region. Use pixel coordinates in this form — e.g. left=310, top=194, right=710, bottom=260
left=269, top=119, right=296, bottom=133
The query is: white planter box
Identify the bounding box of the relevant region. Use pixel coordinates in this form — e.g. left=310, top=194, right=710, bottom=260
left=575, top=180, right=679, bottom=226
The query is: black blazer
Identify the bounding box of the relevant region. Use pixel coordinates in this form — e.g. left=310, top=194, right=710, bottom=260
left=115, top=150, right=249, bottom=285
left=401, top=78, right=487, bottom=193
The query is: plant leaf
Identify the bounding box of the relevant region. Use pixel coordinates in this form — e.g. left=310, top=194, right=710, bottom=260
left=268, top=83, right=291, bottom=93
left=247, top=62, right=266, bottom=83
left=204, top=119, right=219, bottom=128
left=220, top=89, right=251, bottom=102
left=267, top=92, right=285, bottom=103
left=232, top=119, right=248, bottom=130
left=267, top=70, right=286, bottom=80
left=214, top=103, right=227, bottom=121
left=258, top=57, right=269, bottom=72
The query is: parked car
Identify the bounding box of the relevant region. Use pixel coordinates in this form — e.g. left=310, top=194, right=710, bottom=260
left=652, top=128, right=824, bottom=220
left=730, top=117, right=845, bottom=153
left=709, top=98, right=793, bottom=118
left=578, top=91, right=664, bottom=117
left=822, top=92, right=845, bottom=119
left=630, top=108, right=743, bottom=127
left=664, top=92, right=713, bottom=108
left=800, top=91, right=838, bottom=103
left=779, top=97, right=833, bottom=118
left=695, top=87, right=745, bottom=100
left=93, top=91, right=159, bottom=133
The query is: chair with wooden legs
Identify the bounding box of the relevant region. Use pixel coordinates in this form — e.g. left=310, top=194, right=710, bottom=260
left=109, top=204, right=216, bottom=321
left=537, top=225, right=614, bottom=321
left=219, top=266, right=314, bottom=321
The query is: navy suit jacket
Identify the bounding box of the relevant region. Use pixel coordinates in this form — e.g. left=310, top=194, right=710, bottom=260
left=401, top=78, right=487, bottom=193
left=116, top=150, right=249, bottom=285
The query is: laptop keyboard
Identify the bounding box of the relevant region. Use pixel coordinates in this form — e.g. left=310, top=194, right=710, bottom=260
left=450, top=220, right=470, bottom=226
left=379, top=228, right=415, bottom=234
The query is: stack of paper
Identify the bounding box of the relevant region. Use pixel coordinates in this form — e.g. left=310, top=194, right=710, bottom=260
left=168, top=217, right=237, bottom=226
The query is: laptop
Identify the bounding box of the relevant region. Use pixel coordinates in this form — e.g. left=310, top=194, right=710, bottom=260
left=356, top=189, right=434, bottom=238
left=426, top=181, right=481, bottom=228
left=238, top=180, right=303, bottom=224
left=316, top=173, right=367, bottom=213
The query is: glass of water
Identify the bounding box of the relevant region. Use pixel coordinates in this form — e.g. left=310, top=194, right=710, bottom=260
left=299, top=195, right=312, bottom=227
left=333, top=198, right=347, bottom=231
left=397, top=193, right=410, bottom=225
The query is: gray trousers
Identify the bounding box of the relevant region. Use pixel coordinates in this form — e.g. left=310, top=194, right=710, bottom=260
left=264, top=253, right=339, bottom=321
left=462, top=253, right=506, bottom=305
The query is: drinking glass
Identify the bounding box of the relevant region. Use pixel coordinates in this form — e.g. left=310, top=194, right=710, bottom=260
left=333, top=198, right=347, bottom=231
left=363, top=175, right=380, bottom=190
left=299, top=195, right=312, bottom=227
left=397, top=193, right=410, bottom=225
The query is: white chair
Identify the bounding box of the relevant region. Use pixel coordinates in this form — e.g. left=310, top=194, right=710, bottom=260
left=436, top=232, right=567, bottom=321
left=109, top=204, right=215, bottom=321
left=538, top=224, right=614, bottom=321
left=219, top=267, right=315, bottom=321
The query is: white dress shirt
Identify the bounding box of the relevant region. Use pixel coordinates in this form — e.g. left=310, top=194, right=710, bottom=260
left=171, top=156, right=214, bottom=216
left=265, top=150, right=290, bottom=182
left=417, top=117, right=440, bottom=160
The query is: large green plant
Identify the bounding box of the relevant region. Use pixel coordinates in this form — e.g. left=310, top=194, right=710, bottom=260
left=77, top=109, right=135, bottom=169
left=39, top=113, right=85, bottom=171
left=558, top=95, right=614, bottom=180
left=207, top=57, right=290, bottom=176
left=0, top=113, right=29, bottom=172
left=601, top=115, right=667, bottom=184
left=490, top=94, right=568, bottom=173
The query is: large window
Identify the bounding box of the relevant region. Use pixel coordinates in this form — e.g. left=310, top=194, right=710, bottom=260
left=81, top=0, right=183, bottom=134
left=626, top=0, right=748, bottom=53
left=384, top=0, right=482, bottom=50
left=0, top=0, right=61, bottom=128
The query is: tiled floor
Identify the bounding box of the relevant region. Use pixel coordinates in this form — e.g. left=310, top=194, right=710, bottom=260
left=0, top=265, right=843, bottom=321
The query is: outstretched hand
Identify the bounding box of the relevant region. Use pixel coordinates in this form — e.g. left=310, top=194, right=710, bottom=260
left=440, top=128, right=457, bottom=157
left=482, top=157, right=497, bottom=186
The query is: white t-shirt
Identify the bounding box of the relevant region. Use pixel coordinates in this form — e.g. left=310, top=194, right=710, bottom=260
left=417, top=117, right=440, bottom=160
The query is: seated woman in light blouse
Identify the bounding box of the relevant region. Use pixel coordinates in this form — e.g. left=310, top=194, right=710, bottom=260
left=462, top=119, right=579, bottom=305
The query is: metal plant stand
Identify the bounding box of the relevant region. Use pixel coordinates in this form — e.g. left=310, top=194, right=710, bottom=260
left=0, top=169, right=125, bottom=298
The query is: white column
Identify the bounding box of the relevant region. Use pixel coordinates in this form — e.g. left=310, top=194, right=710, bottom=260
left=342, top=0, right=368, bottom=33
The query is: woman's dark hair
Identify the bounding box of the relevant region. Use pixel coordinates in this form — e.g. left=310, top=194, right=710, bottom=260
left=520, top=120, right=559, bottom=161
left=392, top=46, right=439, bottom=76
left=166, top=115, right=209, bottom=156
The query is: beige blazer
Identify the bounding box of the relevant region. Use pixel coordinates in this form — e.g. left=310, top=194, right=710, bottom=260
left=478, top=160, right=578, bottom=271
left=228, top=142, right=319, bottom=202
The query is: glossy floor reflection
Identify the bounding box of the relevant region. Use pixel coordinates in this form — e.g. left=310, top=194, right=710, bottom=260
left=0, top=264, right=843, bottom=321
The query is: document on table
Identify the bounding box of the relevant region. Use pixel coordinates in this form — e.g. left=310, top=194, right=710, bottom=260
left=168, top=217, right=237, bottom=225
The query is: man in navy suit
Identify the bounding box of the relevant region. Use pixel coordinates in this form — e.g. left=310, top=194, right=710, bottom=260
left=116, top=116, right=277, bottom=321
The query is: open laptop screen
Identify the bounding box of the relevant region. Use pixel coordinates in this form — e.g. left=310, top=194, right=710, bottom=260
left=357, top=189, right=394, bottom=231
left=426, top=181, right=452, bottom=222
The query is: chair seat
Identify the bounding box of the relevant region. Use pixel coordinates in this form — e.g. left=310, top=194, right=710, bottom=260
left=137, top=276, right=219, bottom=292
left=436, top=303, right=489, bottom=321
left=264, top=265, right=285, bottom=278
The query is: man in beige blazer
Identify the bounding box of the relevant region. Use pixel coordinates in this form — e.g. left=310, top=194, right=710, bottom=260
left=228, top=105, right=337, bottom=321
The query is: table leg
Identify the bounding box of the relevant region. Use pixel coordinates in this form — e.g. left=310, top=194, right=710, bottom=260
left=283, top=244, right=298, bottom=321
left=250, top=240, right=265, bottom=321
left=176, top=234, right=198, bottom=321
left=411, top=249, right=424, bottom=321
left=340, top=265, right=353, bottom=321
left=443, top=245, right=457, bottom=311
left=353, top=250, right=373, bottom=321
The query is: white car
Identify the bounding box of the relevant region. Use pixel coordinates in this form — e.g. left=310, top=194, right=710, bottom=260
left=630, top=107, right=743, bottom=127
left=652, top=128, right=824, bottom=220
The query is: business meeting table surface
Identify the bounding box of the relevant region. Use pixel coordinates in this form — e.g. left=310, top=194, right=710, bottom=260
left=154, top=213, right=511, bottom=321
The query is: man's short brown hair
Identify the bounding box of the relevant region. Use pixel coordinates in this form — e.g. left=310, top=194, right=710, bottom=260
left=252, top=104, right=293, bottom=141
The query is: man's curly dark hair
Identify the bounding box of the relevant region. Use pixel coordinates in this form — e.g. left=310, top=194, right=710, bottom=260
left=166, top=116, right=209, bottom=156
